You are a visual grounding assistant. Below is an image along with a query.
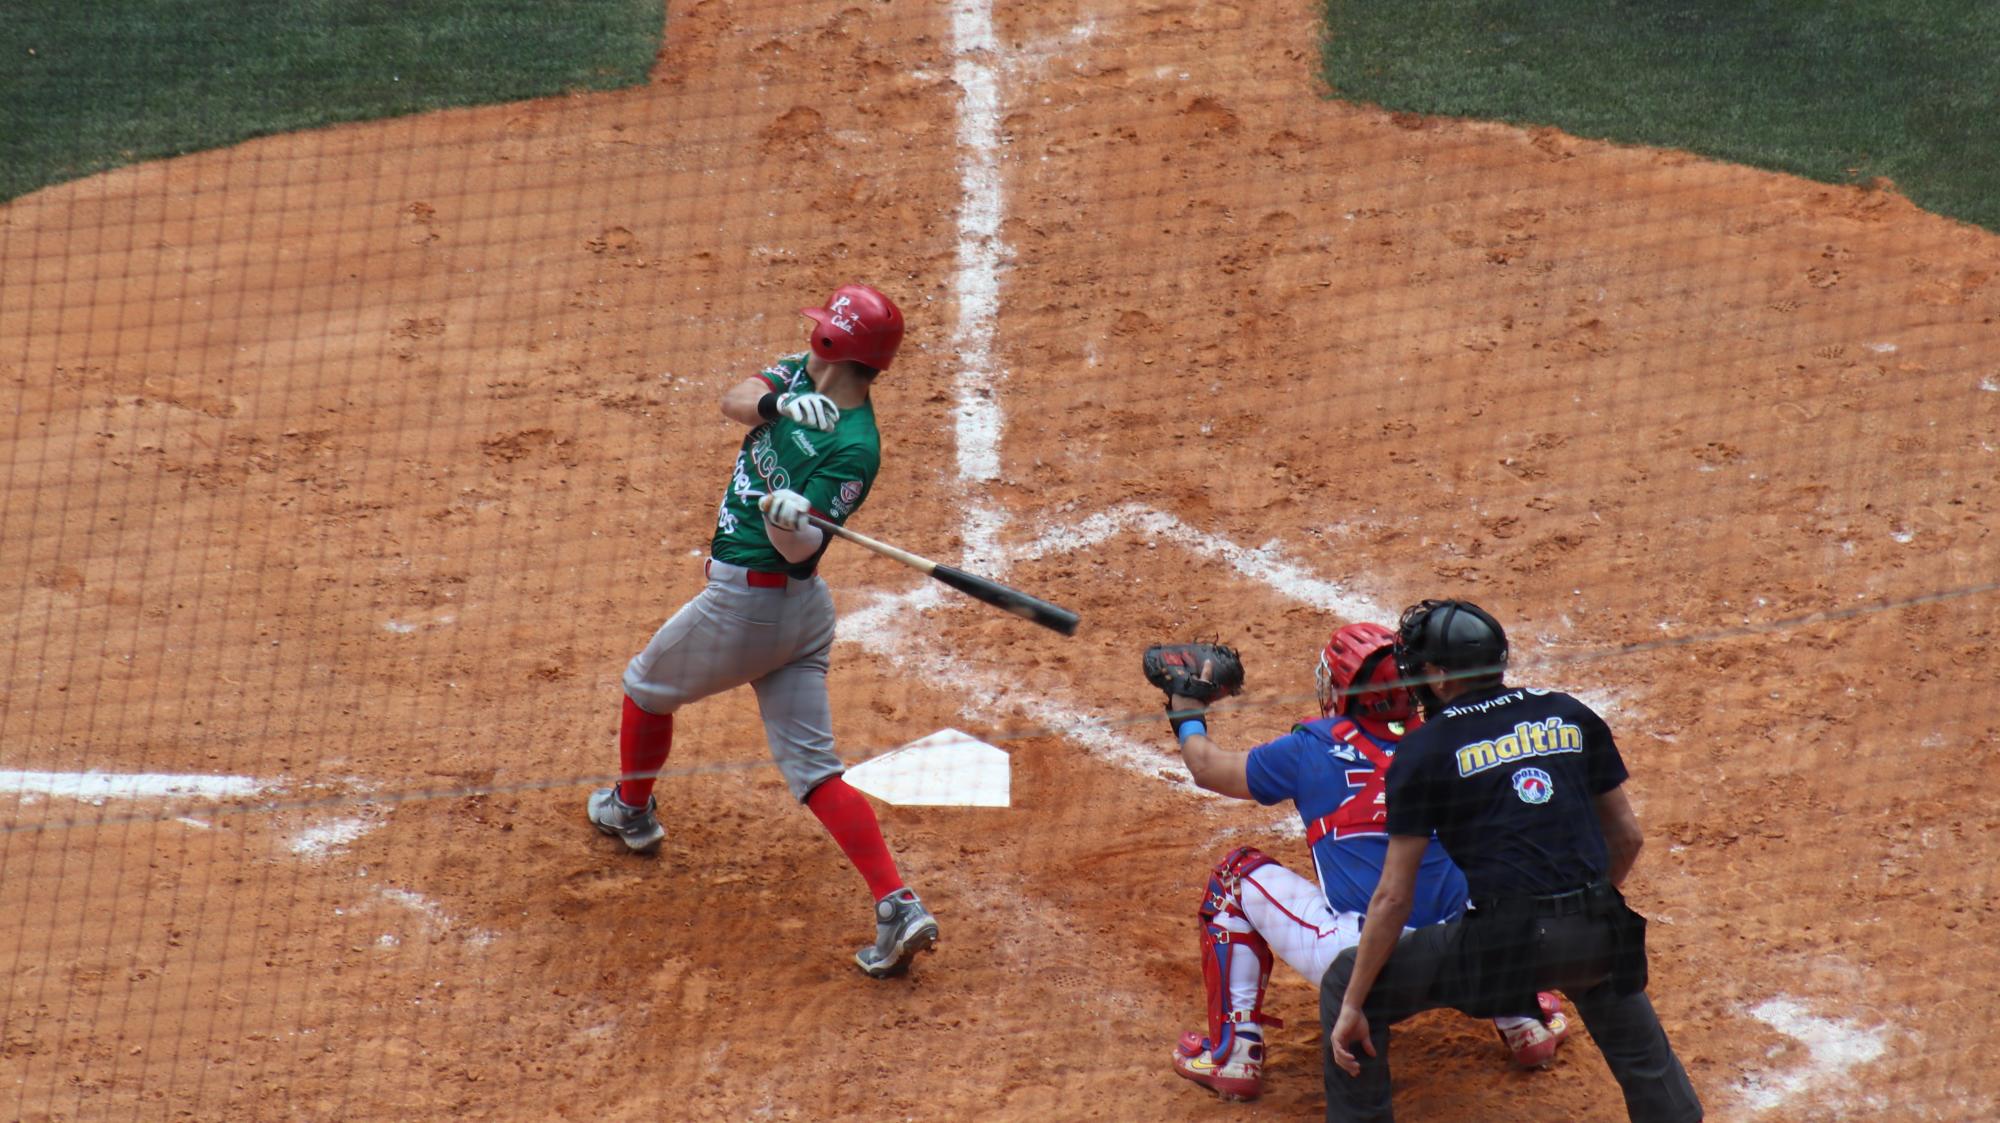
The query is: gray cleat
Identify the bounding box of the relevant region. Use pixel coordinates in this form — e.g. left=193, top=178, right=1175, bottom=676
left=855, top=888, right=940, bottom=978
left=587, top=787, right=665, bottom=853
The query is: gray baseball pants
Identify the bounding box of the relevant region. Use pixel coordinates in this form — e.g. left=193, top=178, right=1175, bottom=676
left=621, top=559, right=843, bottom=801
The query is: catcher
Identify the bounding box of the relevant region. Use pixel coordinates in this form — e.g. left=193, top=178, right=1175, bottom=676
left=1144, top=626, right=1570, bottom=1102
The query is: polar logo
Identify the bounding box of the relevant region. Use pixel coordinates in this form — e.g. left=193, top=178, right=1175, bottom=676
left=1512, top=767, right=1554, bottom=805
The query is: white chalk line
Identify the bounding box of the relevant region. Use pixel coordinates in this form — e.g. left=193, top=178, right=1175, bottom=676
left=0, top=769, right=268, bottom=802
left=0, top=770, right=499, bottom=948
left=860, top=20, right=1908, bottom=1119
left=377, top=886, right=498, bottom=948
left=844, top=2, right=1189, bottom=789
left=844, top=590, right=1186, bottom=783
left=3, top=11, right=1909, bottom=1102
left=290, top=816, right=379, bottom=859
left=1017, top=504, right=1389, bottom=618
left=1735, top=997, right=1890, bottom=1116
left=837, top=1, right=1390, bottom=805
left=949, top=0, right=1009, bottom=488
left=838, top=0, right=1391, bottom=785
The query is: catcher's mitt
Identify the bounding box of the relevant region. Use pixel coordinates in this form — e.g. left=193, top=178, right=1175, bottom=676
left=1143, top=643, right=1246, bottom=705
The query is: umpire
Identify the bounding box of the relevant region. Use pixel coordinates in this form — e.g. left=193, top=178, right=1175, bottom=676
left=1320, top=599, right=1702, bottom=1123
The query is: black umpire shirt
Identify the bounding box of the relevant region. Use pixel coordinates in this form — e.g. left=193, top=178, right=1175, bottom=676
left=1384, top=684, right=1629, bottom=900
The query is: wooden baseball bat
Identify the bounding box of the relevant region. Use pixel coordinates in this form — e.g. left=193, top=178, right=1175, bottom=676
left=804, top=514, right=1080, bottom=636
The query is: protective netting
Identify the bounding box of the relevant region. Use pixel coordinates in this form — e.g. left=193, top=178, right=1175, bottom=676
left=3, top=1, right=1996, bottom=1120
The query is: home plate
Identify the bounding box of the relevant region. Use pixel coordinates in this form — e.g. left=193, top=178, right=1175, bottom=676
left=845, top=729, right=1009, bottom=808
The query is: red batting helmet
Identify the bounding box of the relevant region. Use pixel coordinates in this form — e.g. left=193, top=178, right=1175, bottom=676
left=1315, top=622, right=1417, bottom=723
left=801, top=283, right=904, bottom=371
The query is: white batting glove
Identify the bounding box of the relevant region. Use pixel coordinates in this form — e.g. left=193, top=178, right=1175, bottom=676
left=776, top=391, right=839, bottom=431
left=759, top=488, right=812, bottom=531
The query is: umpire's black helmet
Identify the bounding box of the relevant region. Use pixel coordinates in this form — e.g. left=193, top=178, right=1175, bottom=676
left=1394, top=599, right=1509, bottom=682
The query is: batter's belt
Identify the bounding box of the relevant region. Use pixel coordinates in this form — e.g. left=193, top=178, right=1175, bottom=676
left=706, top=557, right=800, bottom=588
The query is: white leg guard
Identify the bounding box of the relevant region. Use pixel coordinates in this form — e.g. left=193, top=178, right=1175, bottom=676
left=1224, top=914, right=1265, bottom=1022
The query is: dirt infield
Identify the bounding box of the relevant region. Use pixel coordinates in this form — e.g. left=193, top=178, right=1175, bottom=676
left=4, top=0, right=1998, bottom=1119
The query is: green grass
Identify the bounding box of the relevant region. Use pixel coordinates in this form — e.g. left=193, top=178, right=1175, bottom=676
left=1322, top=0, right=2000, bottom=231
left=0, top=0, right=665, bottom=202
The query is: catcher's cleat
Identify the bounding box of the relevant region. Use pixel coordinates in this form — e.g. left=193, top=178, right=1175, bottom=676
left=587, top=787, right=665, bottom=853
left=854, top=888, right=939, bottom=978
left=1172, top=1029, right=1264, bottom=1101
left=1498, top=992, right=1571, bottom=1069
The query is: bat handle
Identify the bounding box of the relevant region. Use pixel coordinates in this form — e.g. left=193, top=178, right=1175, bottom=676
left=804, top=514, right=936, bottom=573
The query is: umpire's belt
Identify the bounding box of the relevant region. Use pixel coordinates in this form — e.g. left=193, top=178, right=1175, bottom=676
left=706, top=558, right=796, bottom=588
left=1471, top=881, right=1613, bottom=918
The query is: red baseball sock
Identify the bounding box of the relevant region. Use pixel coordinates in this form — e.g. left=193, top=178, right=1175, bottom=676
left=805, top=777, right=903, bottom=900
left=615, top=696, right=674, bottom=806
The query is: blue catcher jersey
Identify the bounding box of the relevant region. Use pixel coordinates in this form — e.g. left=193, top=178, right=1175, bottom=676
left=1245, top=716, right=1468, bottom=927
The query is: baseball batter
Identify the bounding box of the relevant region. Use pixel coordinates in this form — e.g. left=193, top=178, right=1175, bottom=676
left=1156, top=624, right=1568, bottom=1102
left=588, top=282, right=940, bottom=978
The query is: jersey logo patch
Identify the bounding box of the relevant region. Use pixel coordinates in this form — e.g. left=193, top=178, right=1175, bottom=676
left=1512, top=768, right=1554, bottom=805
left=792, top=431, right=818, bottom=457
left=831, top=479, right=863, bottom=518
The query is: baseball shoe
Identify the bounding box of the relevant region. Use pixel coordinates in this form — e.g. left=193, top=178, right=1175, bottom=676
left=1172, top=1029, right=1264, bottom=1101
left=586, top=787, right=664, bottom=853
left=854, top=888, right=939, bottom=978
left=1497, top=992, right=1571, bottom=1069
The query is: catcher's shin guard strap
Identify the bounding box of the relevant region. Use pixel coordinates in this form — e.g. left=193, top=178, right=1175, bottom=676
left=1202, top=922, right=1284, bottom=1047
left=1200, top=846, right=1277, bottom=922
left=1199, top=846, right=1284, bottom=1048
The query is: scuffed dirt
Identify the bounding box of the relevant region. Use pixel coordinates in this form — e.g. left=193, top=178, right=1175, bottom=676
left=3, top=0, right=1996, bottom=1119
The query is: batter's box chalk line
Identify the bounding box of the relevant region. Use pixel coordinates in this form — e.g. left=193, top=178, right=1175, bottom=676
left=0, top=768, right=269, bottom=804
left=836, top=503, right=1395, bottom=802
left=1735, top=996, right=1894, bottom=1116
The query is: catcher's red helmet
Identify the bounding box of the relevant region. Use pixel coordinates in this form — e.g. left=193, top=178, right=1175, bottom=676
left=801, top=283, right=904, bottom=371
left=1316, top=622, right=1416, bottom=722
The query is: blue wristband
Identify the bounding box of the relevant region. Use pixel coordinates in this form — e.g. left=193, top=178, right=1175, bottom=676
left=1176, top=718, right=1207, bottom=745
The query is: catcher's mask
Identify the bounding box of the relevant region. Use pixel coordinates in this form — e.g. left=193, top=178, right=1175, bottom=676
left=1315, top=622, right=1415, bottom=722
left=1393, top=599, right=1509, bottom=714
left=802, top=282, right=904, bottom=372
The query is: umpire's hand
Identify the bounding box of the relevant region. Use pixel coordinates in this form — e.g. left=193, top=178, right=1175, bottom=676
left=1329, top=1005, right=1375, bottom=1077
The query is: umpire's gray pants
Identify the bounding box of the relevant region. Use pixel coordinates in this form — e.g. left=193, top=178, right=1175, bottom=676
left=621, top=560, right=842, bottom=802
left=1319, top=913, right=1703, bottom=1123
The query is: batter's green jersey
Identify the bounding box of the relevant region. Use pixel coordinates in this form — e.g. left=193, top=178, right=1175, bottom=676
left=711, top=354, right=881, bottom=576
